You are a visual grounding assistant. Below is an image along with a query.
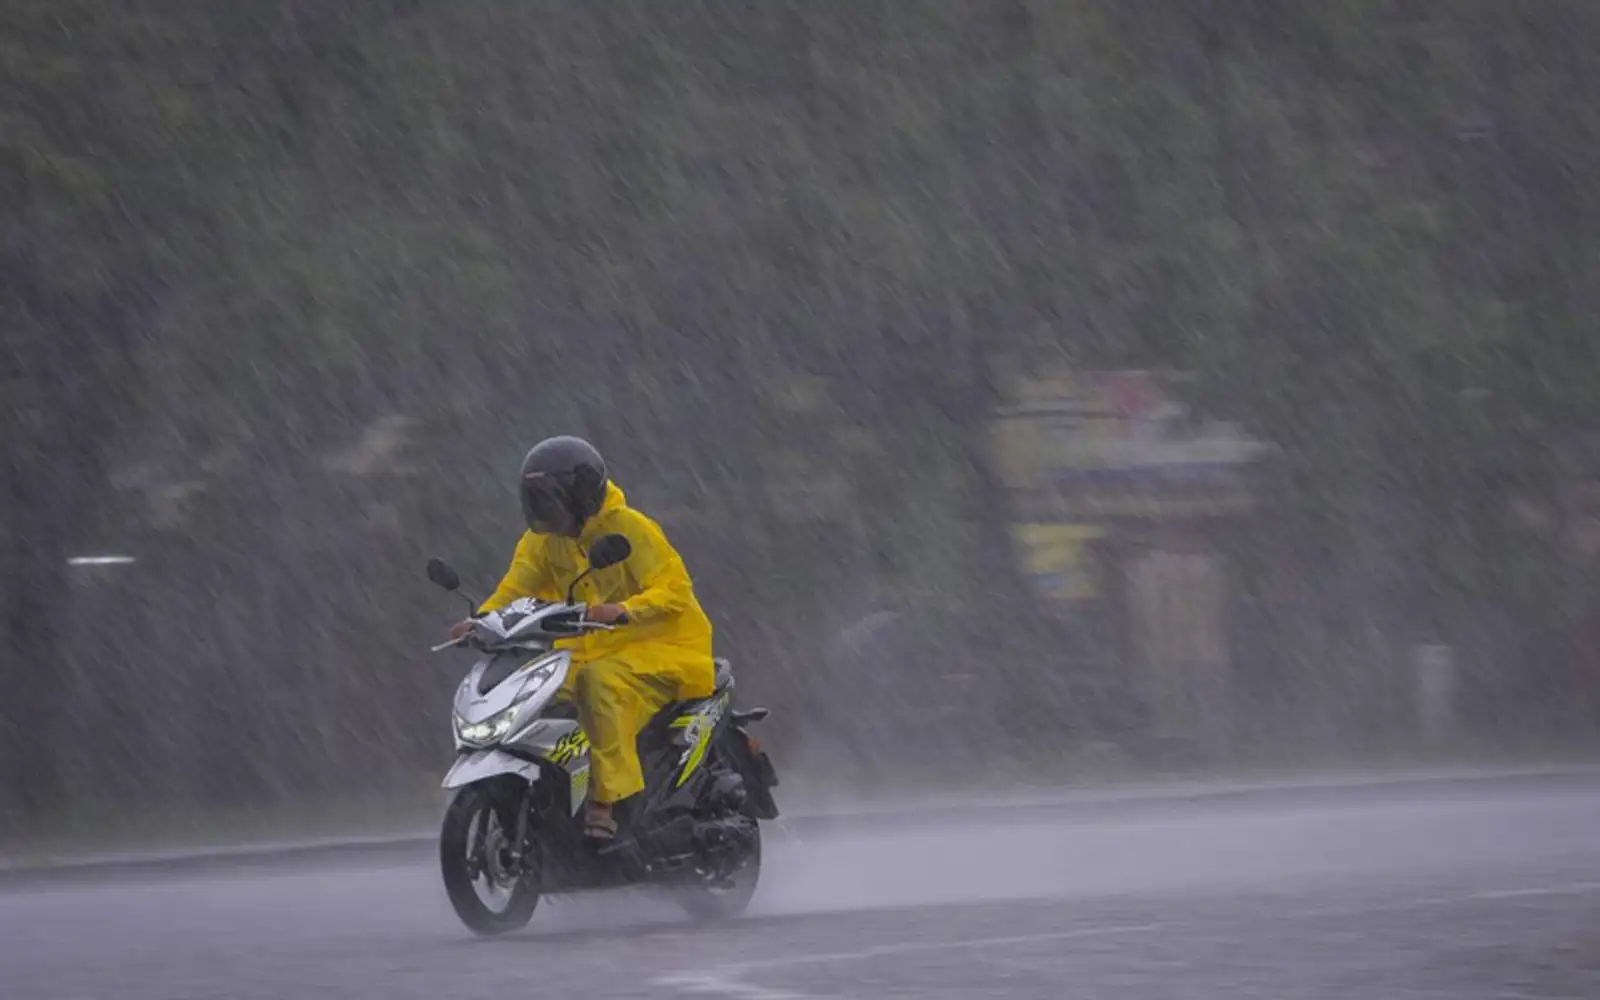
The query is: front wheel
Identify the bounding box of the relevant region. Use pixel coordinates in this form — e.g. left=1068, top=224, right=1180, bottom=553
left=440, top=784, right=540, bottom=936
left=673, top=819, right=761, bottom=923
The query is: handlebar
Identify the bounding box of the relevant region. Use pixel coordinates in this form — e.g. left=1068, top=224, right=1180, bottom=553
left=430, top=612, right=620, bottom=653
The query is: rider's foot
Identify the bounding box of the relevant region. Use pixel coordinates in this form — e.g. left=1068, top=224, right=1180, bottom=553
left=585, top=802, right=618, bottom=841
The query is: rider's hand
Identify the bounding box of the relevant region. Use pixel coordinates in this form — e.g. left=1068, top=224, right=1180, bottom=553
left=586, top=604, right=629, bottom=625
left=449, top=619, right=474, bottom=641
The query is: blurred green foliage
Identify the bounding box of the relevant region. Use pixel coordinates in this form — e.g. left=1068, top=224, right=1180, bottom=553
left=6, top=2, right=1600, bottom=831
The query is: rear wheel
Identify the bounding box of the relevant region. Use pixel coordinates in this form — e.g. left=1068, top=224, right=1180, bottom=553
left=440, top=784, right=540, bottom=936
left=673, top=818, right=761, bottom=923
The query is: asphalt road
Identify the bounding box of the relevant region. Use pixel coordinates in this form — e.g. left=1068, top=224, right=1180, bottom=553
left=6, top=780, right=1600, bottom=999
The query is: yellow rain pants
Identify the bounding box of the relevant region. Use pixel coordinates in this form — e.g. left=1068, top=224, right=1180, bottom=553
left=559, top=657, right=677, bottom=802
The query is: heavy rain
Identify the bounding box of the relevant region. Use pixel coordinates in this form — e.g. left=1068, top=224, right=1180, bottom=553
left=4, top=3, right=1600, bottom=997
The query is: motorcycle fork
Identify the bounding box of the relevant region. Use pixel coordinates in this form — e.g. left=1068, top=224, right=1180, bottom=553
left=509, top=788, right=533, bottom=869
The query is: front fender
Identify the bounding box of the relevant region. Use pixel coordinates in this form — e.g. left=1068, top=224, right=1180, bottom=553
left=442, top=749, right=541, bottom=790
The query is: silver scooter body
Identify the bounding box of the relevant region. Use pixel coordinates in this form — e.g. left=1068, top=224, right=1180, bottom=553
left=440, top=597, right=602, bottom=815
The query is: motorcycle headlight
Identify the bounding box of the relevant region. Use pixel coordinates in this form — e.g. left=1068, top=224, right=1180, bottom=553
left=455, top=705, right=518, bottom=747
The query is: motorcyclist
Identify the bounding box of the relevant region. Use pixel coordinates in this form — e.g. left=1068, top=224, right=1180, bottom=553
left=450, top=436, right=715, bottom=842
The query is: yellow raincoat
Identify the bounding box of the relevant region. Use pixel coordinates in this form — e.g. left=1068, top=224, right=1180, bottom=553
left=479, top=482, right=714, bottom=803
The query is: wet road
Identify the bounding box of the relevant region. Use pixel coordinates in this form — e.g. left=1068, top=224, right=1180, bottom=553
left=6, top=781, right=1600, bottom=999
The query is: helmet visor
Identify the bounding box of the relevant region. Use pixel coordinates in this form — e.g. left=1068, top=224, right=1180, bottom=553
left=520, top=474, right=578, bottom=536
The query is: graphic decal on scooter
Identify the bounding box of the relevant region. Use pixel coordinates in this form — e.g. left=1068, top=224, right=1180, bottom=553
left=670, top=692, right=730, bottom=786
left=544, top=728, right=590, bottom=766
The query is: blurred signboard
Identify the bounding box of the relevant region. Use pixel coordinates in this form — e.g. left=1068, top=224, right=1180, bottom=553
left=995, top=370, right=1268, bottom=491
left=992, top=368, right=1273, bottom=603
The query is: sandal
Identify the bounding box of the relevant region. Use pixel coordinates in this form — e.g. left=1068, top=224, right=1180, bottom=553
left=585, top=807, right=618, bottom=841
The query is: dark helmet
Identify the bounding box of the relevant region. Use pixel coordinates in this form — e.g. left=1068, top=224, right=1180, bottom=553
left=519, top=436, right=608, bottom=537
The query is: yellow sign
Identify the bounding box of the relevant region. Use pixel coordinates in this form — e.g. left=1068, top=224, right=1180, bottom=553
left=1010, top=523, right=1106, bottom=601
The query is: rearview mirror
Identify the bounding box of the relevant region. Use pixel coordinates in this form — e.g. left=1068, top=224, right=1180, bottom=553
left=587, top=534, right=632, bottom=571
left=426, top=558, right=461, bottom=592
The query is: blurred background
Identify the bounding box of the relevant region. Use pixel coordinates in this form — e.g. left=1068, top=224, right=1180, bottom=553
left=6, top=1, right=1600, bottom=851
